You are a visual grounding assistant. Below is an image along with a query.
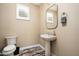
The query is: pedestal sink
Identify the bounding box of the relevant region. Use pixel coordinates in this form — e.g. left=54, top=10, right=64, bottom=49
left=40, top=34, right=56, bottom=56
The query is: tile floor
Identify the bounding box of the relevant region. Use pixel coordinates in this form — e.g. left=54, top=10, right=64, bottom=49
left=17, top=46, right=45, bottom=56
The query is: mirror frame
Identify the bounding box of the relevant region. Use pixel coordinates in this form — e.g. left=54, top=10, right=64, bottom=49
left=45, top=4, right=58, bottom=29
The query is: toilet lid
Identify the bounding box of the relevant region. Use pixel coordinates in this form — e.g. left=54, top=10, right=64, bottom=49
left=3, top=45, right=16, bottom=52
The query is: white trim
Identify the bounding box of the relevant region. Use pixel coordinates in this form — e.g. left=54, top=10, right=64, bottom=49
left=20, top=44, right=45, bottom=51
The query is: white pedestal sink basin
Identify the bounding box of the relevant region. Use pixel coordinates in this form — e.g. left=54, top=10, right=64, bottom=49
left=40, top=34, right=56, bottom=56
left=40, top=34, right=56, bottom=41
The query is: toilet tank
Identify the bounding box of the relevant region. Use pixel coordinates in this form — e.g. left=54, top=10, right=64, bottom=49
left=5, top=36, right=16, bottom=45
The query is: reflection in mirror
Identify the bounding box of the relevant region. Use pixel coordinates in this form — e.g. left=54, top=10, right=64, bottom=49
left=47, top=12, right=54, bottom=24
left=46, top=4, right=58, bottom=29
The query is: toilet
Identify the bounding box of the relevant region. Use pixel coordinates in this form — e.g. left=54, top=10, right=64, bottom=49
left=2, top=36, right=16, bottom=56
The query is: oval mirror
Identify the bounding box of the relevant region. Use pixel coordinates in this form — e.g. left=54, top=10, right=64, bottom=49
left=46, top=4, right=58, bottom=29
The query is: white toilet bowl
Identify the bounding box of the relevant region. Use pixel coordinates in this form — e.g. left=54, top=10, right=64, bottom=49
left=2, top=35, right=16, bottom=56
left=2, top=45, right=16, bottom=56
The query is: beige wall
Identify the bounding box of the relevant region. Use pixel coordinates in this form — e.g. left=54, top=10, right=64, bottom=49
left=0, top=3, right=40, bottom=50
left=56, top=3, right=79, bottom=56
left=40, top=3, right=79, bottom=56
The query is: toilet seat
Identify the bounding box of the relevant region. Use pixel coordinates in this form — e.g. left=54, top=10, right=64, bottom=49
left=3, top=45, right=16, bottom=55
left=3, top=45, right=16, bottom=52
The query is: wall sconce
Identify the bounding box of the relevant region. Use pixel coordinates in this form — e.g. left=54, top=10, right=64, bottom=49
left=61, top=12, right=67, bottom=26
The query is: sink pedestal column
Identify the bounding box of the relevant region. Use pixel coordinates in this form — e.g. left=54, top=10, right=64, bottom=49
left=45, top=41, right=51, bottom=56
left=40, top=34, right=56, bottom=56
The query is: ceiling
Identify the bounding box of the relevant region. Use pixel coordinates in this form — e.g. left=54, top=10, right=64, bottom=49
left=32, top=3, right=41, bottom=6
